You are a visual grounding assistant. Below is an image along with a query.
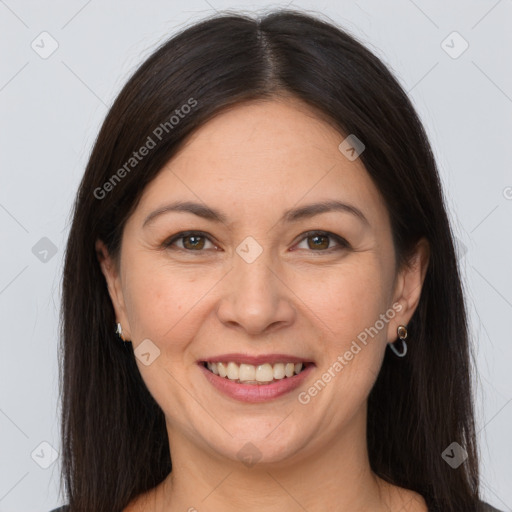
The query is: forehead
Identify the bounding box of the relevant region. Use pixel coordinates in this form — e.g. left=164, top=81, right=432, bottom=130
left=135, top=98, right=388, bottom=226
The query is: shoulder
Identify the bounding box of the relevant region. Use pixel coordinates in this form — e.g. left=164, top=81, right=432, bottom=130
left=47, top=500, right=504, bottom=512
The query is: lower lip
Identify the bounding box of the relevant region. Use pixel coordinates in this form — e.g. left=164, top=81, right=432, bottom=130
left=198, top=363, right=314, bottom=403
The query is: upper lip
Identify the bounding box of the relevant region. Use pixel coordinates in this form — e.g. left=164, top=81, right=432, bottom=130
left=199, top=353, right=314, bottom=366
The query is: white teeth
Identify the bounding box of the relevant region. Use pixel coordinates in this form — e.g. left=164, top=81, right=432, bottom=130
left=273, top=363, right=285, bottom=379
left=205, top=360, right=307, bottom=384
left=256, top=363, right=274, bottom=382
left=239, top=363, right=256, bottom=381
left=227, top=362, right=239, bottom=380
left=217, top=362, right=227, bottom=378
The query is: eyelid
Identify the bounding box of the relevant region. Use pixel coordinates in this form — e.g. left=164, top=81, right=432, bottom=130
left=163, top=230, right=218, bottom=251
left=293, top=230, right=350, bottom=252
left=162, top=230, right=350, bottom=253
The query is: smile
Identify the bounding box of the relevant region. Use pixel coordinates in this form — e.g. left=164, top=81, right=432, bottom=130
left=198, top=356, right=315, bottom=403
left=203, top=361, right=309, bottom=385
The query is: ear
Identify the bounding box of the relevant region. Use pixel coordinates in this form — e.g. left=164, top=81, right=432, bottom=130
left=95, top=239, right=132, bottom=340
left=387, top=237, right=430, bottom=343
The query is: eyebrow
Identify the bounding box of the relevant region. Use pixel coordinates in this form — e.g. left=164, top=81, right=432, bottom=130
left=143, top=199, right=369, bottom=228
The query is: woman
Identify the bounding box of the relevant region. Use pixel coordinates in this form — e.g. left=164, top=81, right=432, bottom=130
left=51, top=9, right=504, bottom=512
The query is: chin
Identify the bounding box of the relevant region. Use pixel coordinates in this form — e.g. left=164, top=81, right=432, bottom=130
left=203, top=419, right=308, bottom=467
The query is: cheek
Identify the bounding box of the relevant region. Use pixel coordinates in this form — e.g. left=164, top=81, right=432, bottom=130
left=302, top=258, right=391, bottom=341
left=307, top=258, right=391, bottom=395
left=120, top=259, right=213, bottom=418
left=122, top=256, right=220, bottom=347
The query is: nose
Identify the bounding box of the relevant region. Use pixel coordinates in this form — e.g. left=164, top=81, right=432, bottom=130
left=215, top=247, right=296, bottom=337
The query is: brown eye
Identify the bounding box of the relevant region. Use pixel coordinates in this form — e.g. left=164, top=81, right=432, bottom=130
left=163, top=231, right=216, bottom=252
left=295, top=231, right=349, bottom=252
left=182, top=234, right=206, bottom=250
left=307, top=233, right=330, bottom=250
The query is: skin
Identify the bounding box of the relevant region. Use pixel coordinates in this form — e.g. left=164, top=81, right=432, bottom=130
left=97, top=97, right=429, bottom=512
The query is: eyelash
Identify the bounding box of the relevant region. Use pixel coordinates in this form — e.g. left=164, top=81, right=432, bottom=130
left=162, top=230, right=350, bottom=254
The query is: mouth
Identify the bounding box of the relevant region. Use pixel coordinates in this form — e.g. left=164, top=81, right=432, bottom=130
left=201, top=360, right=313, bottom=385
left=197, top=355, right=315, bottom=403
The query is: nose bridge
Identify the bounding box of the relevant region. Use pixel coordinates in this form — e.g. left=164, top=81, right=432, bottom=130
left=232, top=230, right=274, bottom=275
left=235, top=243, right=275, bottom=295
left=234, top=238, right=279, bottom=308
left=216, top=235, right=295, bottom=334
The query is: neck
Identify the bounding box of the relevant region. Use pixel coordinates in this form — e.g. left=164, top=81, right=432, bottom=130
left=154, top=408, right=395, bottom=512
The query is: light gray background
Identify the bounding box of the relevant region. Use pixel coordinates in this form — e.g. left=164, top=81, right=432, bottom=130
left=0, top=1, right=511, bottom=511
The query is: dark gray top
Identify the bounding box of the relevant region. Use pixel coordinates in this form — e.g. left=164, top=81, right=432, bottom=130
left=481, top=503, right=505, bottom=512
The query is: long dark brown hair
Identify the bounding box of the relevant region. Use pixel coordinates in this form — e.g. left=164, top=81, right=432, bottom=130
left=59, top=9, right=482, bottom=511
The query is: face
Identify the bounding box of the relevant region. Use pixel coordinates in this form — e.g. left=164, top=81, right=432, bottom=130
left=99, top=98, right=427, bottom=468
